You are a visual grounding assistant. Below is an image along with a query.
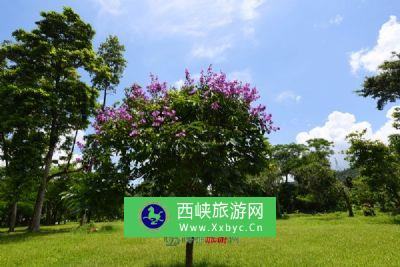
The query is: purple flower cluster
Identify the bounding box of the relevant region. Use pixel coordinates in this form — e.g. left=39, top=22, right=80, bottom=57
left=147, top=73, right=167, bottom=97
left=184, top=68, right=194, bottom=86
left=250, top=104, right=277, bottom=133
left=185, top=66, right=259, bottom=105
left=129, top=129, right=139, bottom=137
left=151, top=106, right=178, bottom=127
left=95, top=105, right=131, bottom=123
left=175, top=130, right=186, bottom=138
left=93, top=67, right=278, bottom=138
left=117, top=105, right=133, bottom=121
left=127, top=84, right=148, bottom=100
left=187, top=66, right=277, bottom=133
left=76, top=141, right=85, bottom=150
left=210, top=101, right=220, bottom=110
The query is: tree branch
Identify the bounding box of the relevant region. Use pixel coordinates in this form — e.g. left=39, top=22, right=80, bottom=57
left=47, top=166, right=84, bottom=181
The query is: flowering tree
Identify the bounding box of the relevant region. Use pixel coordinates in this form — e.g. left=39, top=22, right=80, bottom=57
left=87, top=66, right=277, bottom=266
left=91, top=67, right=277, bottom=195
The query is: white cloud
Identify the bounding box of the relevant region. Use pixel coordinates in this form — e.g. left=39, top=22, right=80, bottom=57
left=91, top=0, right=265, bottom=59
left=93, top=0, right=265, bottom=36
left=93, top=0, right=122, bottom=15
left=329, top=14, right=343, bottom=25
left=173, top=79, right=184, bottom=89
left=275, top=91, right=302, bottom=103
left=240, top=0, right=265, bottom=21
left=191, top=42, right=232, bottom=60
left=350, top=16, right=400, bottom=73
left=228, top=69, right=252, bottom=83
left=296, top=107, right=400, bottom=169
left=242, top=26, right=256, bottom=38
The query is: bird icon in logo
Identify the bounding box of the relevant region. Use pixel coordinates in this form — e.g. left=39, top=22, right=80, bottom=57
left=141, top=204, right=166, bottom=229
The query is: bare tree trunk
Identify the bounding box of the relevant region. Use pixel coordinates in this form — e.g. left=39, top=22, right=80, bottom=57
left=30, top=175, right=49, bottom=231
left=8, top=201, right=17, bottom=232
left=185, top=238, right=194, bottom=267
left=66, top=129, right=79, bottom=171
left=29, top=127, right=57, bottom=232
left=102, top=87, right=107, bottom=111
left=342, top=186, right=354, bottom=217
left=80, top=209, right=87, bottom=226
left=276, top=192, right=282, bottom=219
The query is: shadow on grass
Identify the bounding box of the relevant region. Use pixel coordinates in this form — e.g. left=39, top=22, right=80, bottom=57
left=0, top=227, right=74, bottom=244
left=309, top=213, right=344, bottom=221
left=148, top=261, right=229, bottom=267
left=278, top=214, right=290, bottom=220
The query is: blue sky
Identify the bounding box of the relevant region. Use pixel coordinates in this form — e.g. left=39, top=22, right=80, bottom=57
left=1, top=0, right=400, bottom=168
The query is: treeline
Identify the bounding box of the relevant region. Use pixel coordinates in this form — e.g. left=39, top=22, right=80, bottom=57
left=2, top=132, right=400, bottom=230
left=259, top=132, right=400, bottom=217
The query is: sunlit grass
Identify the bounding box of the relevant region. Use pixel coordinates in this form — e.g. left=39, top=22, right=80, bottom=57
left=1, top=212, right=399, bottom=266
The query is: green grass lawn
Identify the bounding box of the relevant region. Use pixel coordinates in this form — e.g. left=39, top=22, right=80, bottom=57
left=1, top=212, right=399, bottom=266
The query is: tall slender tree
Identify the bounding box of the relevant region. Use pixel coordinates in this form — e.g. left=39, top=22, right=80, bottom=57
left=94, top=35, right=127, bottom=110
left=0, top=7, right=109, bottom=231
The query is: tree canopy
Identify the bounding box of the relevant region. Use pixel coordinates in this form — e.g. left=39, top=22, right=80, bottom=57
left=85, top=67, right=278, bottom=197
left=0, top=7, right=111, bottom=231
left=358, top=52, right=400, bottom=110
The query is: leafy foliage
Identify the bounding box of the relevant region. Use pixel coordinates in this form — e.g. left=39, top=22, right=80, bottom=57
left=358, top=52, right=400, bottom=110
left=89, top=67, right=277, bottom=196
left=0, top=7, right=113, bottom=231
left=346, top=131, right=400, bottom=212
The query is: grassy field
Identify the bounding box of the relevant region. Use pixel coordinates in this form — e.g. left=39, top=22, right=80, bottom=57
left=1, top=212, right=399, bottom=267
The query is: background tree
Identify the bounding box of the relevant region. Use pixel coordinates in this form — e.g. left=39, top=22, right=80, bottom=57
left=0, top=131, right=44, bottom=231
left=346, top=131, right=400, bottom=213
left=94, top=35, right=127, bottom=110
left=0, top=7, right=109, bottom=231
left=292, top=139, right=339, bottom=212
left=335, top=168, right=359, bottom=217
left=243, top=159, right=283, bottom=217
left=67, top=35, right=127, bottom=225
left=90, top=67, right=278, bottom=267
left=1, top=40, right=47, bottom=231
left=358, top=52, right=400, bottom=110
left=61, top=143, right=129, bottom=225
left=272, top=143, right=307, bottom=213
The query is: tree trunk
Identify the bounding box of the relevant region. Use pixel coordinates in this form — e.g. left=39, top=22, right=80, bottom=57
left=30, top=178, right=49, bottom=231
left=80, top=210, right=87, bottom=226
left=29, top=133, right=57, bottom=232
left=276, top=192, right=282, bottom=219
left=8, top=201, right=17, bottom=232
left=87, top=210, right=91, bottom=223
left=66, top=129, right=79, bottom=171
left=185, top=238, right=194, bottom=267
left=102, top=87, right=107, bottom=111
left=342, top=187, right=354, bottom=217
